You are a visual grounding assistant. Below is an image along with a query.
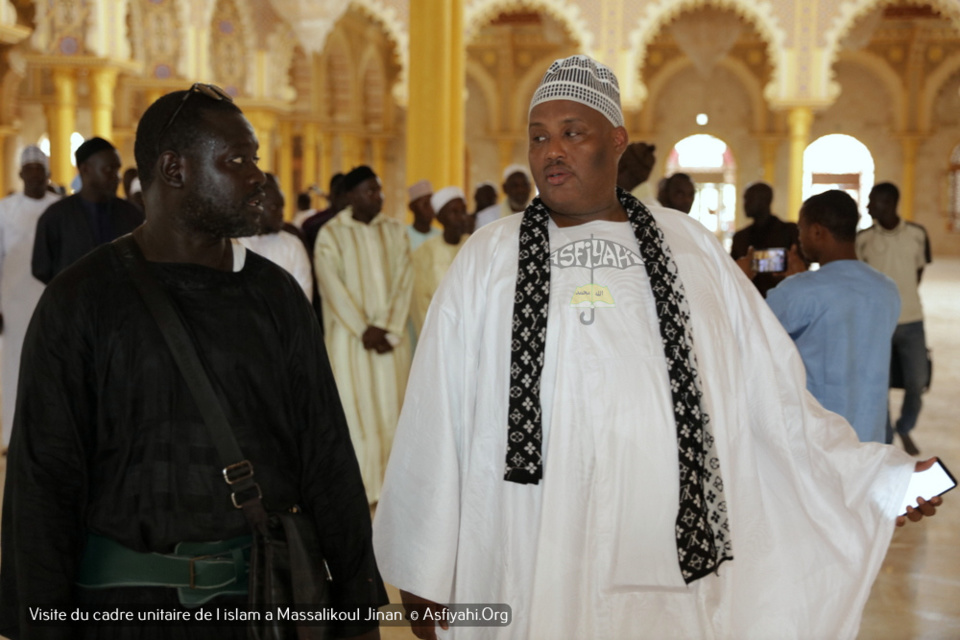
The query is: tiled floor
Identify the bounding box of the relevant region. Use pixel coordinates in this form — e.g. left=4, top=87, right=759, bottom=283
left=3, top=258, right=959, bottom=640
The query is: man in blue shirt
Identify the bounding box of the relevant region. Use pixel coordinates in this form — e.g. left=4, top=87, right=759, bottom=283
left=765, top=190, right=900, bottom=443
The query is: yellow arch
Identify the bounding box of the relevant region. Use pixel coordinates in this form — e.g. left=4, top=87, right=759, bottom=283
left=349, top=0, right=407, bottom=106
left=823, top=0, right=960, bottom=73
left=624, top=0, right=787, bottom=109
left=919, top=51, right=960, bottom=133
left=639, top=56, right=769, bottom=135
left=465, top=58, right=502, bottom=133
left=835, top=49, right=907, bottom=131
left=465, top=0, right=592, bottom=51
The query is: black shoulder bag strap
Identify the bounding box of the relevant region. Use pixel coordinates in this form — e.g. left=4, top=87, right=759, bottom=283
left=113, top=234, right=269, bottom=530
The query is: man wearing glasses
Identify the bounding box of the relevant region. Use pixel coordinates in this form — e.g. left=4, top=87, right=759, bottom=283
left=0, top=85, right=385, bottom=639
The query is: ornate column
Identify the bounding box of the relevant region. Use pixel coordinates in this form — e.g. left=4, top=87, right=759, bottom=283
left=371, top=137, right=386, bottom=183
left=90, top=66, right=119, bottom=142
left=277, top=120, right=294, bottom=220
left=759, top=136, right=780, bottom=186
left=320, top=131, right=334, bottom=192
left=49, top=67, right=78, bottom=189
left=302, top=122, right=318, bottom=202
left=406, top=0, right=464, bottom=189
left=0, top=127, right=13, bottom=198
left=898, top=135, right=921, bottom=221
left=786, top=107, right=813, bottom=222
left=339, top=132, right=362, bottom=171
left=245, top=109, right=277, bottom=173
left=497, top=138, right=515, bottom=182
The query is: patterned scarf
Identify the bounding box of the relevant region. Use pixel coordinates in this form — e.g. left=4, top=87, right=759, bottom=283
left=505, top=187, right=733, bottom=584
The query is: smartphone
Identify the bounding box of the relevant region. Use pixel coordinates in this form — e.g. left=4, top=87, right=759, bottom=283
left=898, top=459, right=956, bottom=516
left=752, top=248, right=787, bottom=273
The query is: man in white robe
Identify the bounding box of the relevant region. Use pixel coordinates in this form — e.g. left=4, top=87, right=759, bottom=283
left=373, top=55, right=939, bottom=640
left=238, top=173, right=313, bottom=300
left=473, top=165, right=531, bottom=231
left=315, top=165, right=413, bottom=504
left=410, top=186, right=469, bottom=335
left=0, top=146, right=60, bottom=449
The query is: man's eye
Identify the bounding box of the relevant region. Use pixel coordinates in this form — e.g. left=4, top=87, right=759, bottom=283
left=230, top=157, right=244, bottom=165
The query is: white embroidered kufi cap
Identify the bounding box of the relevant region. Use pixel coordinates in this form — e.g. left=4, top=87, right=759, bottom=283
left=501, top=164, right=530, bottom=182
left=20, top=145, right=49, bottom=171
left=430, top=186, right=466, bottom=214
left=528, top=54, right=623, bottom=128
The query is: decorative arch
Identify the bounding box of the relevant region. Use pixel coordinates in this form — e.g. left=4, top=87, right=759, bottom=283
left=0, top=67, right=24, bottom=124
left=624, top=0, right=786, bottom=109
left=823, top=0, right=960, bottom=73
left=347, top=0, right=407, bottom=106
left=837, top=49, right=908, bottom=131
left=465, top=0, right=592, bottom=51
left=323, top=31, right=354, bottom=125
left=465, top=58, right=502, bottom=133
left=85, top=0, right=133, bottom=60
left=127, top=0, right=182, bottom=80
left=639, top=55, right=768, bottom=134
left=357, top=45, right=386, bottom=131
left=266, top=23, right=298, bottom=101
left=919, top=51, right=960, bottom=133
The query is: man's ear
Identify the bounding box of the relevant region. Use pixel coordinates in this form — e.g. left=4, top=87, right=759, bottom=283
left=612, top=126, right=629, bottom=156
left=157, top=151, right=185, bottom=189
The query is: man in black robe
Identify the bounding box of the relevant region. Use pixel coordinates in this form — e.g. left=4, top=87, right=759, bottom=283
left=1, top=86, right=386, bottom=639
left=31, top=137, right=145, bottom=284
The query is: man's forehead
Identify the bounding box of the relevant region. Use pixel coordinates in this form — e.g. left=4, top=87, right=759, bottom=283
left=528, top=99, right=605, bottom=126
left=199, top=110, right=258, bottom=147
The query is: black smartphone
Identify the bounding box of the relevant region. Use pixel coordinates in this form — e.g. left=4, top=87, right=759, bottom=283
left=898, top=459, right=956, bottom=516
left=752, top=248, right=787, bottom=273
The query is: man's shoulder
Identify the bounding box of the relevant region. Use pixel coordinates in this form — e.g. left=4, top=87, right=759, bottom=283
left=37, top=193, right=79, bottom=219
left=903, top=220, right=929, bottom=240
left=40, top=241, right=125, bottom=300
left=112, top=197, right=144, bottom=218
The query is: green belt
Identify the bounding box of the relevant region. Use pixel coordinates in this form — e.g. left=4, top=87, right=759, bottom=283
left=77, top=532, right=252, bottom=607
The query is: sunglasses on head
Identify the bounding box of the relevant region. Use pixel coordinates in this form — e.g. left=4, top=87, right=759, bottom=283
left=155, top=83, right=234, bottom=154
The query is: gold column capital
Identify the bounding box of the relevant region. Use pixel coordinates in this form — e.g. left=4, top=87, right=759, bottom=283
left=897, top=134, right=925, bottom=221
left=90, top=66, right=119, bottom=142
left=785, top=106, right=814, bottom=222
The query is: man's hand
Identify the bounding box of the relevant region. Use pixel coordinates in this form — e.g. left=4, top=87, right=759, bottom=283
left=362, top=326, right=388, bottom=351
left=735, top=247, right=756, bottom=280
left=400, top=590, right=449, bottom=640
left=783, top=244, right=806, bottom=277
left=896, top=457, right=944, bottom=527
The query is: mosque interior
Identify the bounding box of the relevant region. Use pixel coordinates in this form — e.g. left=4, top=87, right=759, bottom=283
left=1, top=0, right=960, bottom=255
left=2, top=1, right=960, bottom=638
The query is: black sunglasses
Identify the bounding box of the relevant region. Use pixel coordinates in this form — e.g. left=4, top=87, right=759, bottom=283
left=155, top=83, right=233, bottom=154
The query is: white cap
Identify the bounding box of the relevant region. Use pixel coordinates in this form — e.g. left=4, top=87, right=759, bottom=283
left=430, top=186, right=466, bottom=214
left=502, top=164, right=530, bottom=182
left=528, top=54, right=623, bottom=128
left=20, top=145, right=49, bottom=172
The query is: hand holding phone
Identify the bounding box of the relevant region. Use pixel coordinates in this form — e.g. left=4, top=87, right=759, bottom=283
left=898, top=458, right=955, bottom=517
left=752, top=248, right=787, bottom=273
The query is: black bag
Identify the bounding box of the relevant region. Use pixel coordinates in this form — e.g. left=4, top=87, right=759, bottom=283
left=248, top=510, right=331, bottom=640
left=117, top=237, right=332, bottom=639
left=890, top=348, right=932, bottom=392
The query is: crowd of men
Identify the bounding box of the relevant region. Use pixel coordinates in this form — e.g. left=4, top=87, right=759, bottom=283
left=0, top=55, right=943, bottom=639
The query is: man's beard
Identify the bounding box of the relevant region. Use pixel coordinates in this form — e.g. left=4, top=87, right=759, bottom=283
left=181, top=187, right=261, bottom=238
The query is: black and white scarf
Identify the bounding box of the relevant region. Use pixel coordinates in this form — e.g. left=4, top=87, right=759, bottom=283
left=504, top=187, right=733, bottom=584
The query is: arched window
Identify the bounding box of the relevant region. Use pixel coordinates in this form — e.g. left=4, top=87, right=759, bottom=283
left=666, top=134, right=737, bottom=245
left=949, top=144, right=960, bottom=231
left=803, top=134, right=875, bottom=230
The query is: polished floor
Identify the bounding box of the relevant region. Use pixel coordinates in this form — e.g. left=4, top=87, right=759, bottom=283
left=2, top=259, right=959, bottom=640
